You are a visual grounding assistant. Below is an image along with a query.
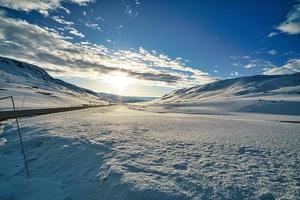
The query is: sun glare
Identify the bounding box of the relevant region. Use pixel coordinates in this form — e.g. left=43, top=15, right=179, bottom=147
left=102, top=72, right=134, bottom=92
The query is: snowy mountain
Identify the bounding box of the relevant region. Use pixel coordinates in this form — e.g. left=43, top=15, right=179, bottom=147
left=97, top=92, right=157, bottom=103
left=153, top=73, right=300, bottom=115
left=160, top=73, right=300, bottom=102
left=0, top=56, right=108, bottom=109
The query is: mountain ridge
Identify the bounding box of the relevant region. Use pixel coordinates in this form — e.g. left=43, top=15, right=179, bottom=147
left=159, top=73, right=300, bottom=103
left=0, top=56, right=108, bottom=109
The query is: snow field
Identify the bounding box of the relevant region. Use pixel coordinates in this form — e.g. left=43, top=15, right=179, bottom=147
left=0, top=105, right=299, bottom=199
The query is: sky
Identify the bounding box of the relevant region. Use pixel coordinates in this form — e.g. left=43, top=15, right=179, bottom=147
left=0, top=0, right=299, bottom=97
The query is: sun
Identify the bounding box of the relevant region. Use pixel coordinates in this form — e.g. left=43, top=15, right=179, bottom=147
left=102, top=72, right=134, bottom=92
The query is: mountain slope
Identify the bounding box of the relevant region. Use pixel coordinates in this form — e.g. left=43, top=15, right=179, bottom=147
left=0, top=56, right=108, bottom=109
left=153, top=73, right=300, bottom=115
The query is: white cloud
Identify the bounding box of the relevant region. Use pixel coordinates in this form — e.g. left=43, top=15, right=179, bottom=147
left=0, top=13, right=216, bottom=88
left=267, top=32, right=278, bottom=38
left=0, top=0, right=93, bottom=16
left=242, top=56, right=251, bottom=59
left=95, top=16, right=104, bottom=22
left=230, top=55, right=275, bottom=70
left=230, top=71, right=239, bottom=76
left=135, top=0, right=140, bottom=5
left=85, top=22, right=101, bottom=31
left=66, top=27, right=85, bottom=38
left=60, top=6, right=70, bottom=14
left=245, top=59, right=275, bottom=69
left=230, top=55, right=250, bottom=60
left=231, top=56, right=275, bottom=69
left=268, top=50, right=277, bottom=55
left=122, top=0, right=140, bottom=17
left=51, top=16, right=84, bottom=38
left=276, top=3, right=300, bottom=35
left=263, top=59, right=300, bottom=75
left=52, top=16, right=74, bottom=25
left=245, top=63, right=255, bottom=69
left=71, top=0, right=93, bottom=6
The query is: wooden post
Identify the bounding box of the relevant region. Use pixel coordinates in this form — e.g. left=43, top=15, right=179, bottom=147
left=10, top=96, right=30, bottom=177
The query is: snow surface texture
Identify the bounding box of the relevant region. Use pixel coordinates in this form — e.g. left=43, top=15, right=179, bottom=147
left=151, top=73, right=300, bottom=116
left=0, top=56, right=108, bottom=110
left=1, top=105, right=299, bottom=200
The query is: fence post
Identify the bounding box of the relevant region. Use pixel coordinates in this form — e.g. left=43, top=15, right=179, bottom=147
left=10, top=96, right=30, bottom=177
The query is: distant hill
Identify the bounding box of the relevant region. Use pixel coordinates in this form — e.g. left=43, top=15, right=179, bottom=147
left=0, top=56, right=108, bottom=109
left=153, top=73, right=300, bottom=115
left=97, top=92, right=157, bottom=103
left=158, top=73, right=300, bottom=103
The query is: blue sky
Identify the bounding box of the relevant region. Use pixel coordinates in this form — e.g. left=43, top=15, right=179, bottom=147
left=0, top=0, right=299, bottom=96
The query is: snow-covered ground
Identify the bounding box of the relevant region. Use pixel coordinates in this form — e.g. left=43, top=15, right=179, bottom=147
left=1, top=105, right=299, bottom=200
